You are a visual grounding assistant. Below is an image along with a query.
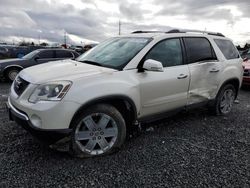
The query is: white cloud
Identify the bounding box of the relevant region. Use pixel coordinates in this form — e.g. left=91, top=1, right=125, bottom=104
left=0, top=0, right=249, bottom=45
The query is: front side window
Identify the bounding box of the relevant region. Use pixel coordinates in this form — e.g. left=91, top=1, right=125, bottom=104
left=22, top=50, right=39, bottom=59
left=76, top=37, right=152, bottom=69
left=184, top=37, right=216, bottom=64
left=145, top=38, right=183, bottom=67
left=39, top=51, right=54, bottom=59
left=214, top=39, right=239, bottom=60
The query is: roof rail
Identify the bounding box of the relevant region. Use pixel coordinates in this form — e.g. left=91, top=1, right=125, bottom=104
left=132, top=31, right=164, bottom=34
left=166, top=29, right=225, bottom=37
left=131, top=29, right=225, bottom=37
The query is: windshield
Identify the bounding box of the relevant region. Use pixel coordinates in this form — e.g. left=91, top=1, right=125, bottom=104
left=76, top=37, right=152, bottom=69
left=22, top=50, right=40, bottom=59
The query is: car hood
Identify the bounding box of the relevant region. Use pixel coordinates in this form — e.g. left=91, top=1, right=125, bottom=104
left=243, top=60, right=250, bottom=70
left=0, top=58, right=26, bottom=65
left=19, top=59, right=117, bottom=84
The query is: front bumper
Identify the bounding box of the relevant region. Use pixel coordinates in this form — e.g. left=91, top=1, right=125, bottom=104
left=6, top=98, right=72, bottom=145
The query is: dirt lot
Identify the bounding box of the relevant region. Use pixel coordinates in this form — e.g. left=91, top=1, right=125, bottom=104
left=0, top=82, right=249, bottom=187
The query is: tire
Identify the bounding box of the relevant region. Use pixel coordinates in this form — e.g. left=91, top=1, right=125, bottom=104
left=210, top=84, right=236, bottom=115
left=5, top=68, right=20, bottom=82
left=70, top=104, right=126, bottom=158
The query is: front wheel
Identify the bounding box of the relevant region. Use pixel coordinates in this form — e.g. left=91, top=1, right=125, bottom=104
left=211, top=84, right=236, bottom=115
left=70, top=104, right=126, bottom=158
left=5, top=68, right=20, bottom=82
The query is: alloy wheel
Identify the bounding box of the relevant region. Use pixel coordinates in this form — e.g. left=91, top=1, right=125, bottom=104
left=75, top=113, right=118, bottom=155
left=220, top=89, right=235, bottom=114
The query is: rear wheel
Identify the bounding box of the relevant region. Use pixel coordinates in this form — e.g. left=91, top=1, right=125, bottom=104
left=70, top=104, right=126, bottom=158
left=210, top=84, right=236, bottom=115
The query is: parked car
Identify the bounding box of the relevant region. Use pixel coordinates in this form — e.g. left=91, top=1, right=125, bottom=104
left=242, top=59, right=250, bottom=86
left=70, top=45, right=85, bottom=54
left=241, top=49, right=250, bottom=60
left=7, top=30, right=243, bottom=157
left=0, top=45, right=49, bottom=59
left=0, top=48, right=79, bottom=81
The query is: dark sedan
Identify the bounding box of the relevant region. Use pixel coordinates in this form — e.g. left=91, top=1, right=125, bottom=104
left=0, top=48, right=79, bottom=81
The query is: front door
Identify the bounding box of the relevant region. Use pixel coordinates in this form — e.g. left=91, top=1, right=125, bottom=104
left=138, top=38, right=190, bottom=118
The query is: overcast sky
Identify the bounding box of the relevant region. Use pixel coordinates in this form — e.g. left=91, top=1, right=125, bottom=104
left=0, top=0, right=250, bottom=45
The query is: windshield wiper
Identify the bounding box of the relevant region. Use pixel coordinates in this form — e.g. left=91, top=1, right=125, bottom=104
left=78, top=60, right=103, bottom=67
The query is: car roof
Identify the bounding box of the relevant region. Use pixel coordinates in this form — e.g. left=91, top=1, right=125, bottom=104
left=37, top=48, right=75, bottom=52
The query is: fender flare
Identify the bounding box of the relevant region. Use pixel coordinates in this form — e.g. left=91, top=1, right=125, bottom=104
left=69, top=95, right=138, bottom=128
left=3, top=65, right=24, bottom=72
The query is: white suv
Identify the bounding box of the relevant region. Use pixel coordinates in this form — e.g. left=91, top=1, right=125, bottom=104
left=7, top=30, right=243, bottom=157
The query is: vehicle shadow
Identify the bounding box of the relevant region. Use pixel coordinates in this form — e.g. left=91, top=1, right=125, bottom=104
left=241, top=85, right=250, bottom=91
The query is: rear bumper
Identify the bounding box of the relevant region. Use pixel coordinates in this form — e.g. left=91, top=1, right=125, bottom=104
left=6, top=98, right=72, bottom=145
left=242, top=76, right=250, bottom=86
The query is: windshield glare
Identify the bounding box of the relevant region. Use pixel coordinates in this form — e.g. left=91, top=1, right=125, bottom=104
left=22, top=50, right=39, bottom=59
left=76, top=37, right=151, bottom=69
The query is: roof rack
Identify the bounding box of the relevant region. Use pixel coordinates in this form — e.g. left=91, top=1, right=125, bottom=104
left=167, top=29, right=225, bottom=37
left=132, top=31, right=164, bottom=34
left=131, top=29, right=225, bottom=37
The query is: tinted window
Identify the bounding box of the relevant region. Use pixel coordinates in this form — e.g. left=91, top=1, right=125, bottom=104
left=184, top=37, right=216, bottom=64
left=56, top=50, right=73, bottom=58
left=39, top=51, right=54, bottom=59
left=145, top=38, right=183, bottom=67
left=214, top=39, right=239, bottom=60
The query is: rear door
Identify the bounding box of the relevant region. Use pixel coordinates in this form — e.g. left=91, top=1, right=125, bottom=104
left=183, top=37, right=221, bottom=105
left=138, top=38, right=190, bottom=117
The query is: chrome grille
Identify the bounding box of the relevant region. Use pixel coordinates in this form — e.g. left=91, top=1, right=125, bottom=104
left=13, top=76, right=29, bottom=96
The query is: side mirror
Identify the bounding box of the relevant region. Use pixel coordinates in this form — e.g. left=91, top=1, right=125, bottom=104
left=143, top=59, right=164, bottom=72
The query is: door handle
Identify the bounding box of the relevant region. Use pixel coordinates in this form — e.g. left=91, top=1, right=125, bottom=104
left=177, top=74, right=188, bottom=79
left=210, top=68, right=220, bottom=73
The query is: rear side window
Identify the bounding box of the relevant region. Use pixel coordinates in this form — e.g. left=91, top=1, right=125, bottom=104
left=72, top=51, right=80, bottom=58
left=184, top=37, right=216, bottom=64
left=56, top=50, right=73, bottom=58
left=39, top=51, right=54, bottom=59
left=214, top=39, right=239, bottom=60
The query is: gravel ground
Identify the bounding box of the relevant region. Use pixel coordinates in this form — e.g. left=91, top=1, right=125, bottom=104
left=0, top=82, right=249, bottom=187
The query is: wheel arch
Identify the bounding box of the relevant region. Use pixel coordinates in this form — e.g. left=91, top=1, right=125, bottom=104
left=3, top=65, right=23, bottom=74
left=69, top=95, right=138, bottom=129
left=218, top=78, right=240, bottom=99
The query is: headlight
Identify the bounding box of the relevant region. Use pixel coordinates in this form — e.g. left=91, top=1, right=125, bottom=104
left=29, top=81, right=72, bottom=103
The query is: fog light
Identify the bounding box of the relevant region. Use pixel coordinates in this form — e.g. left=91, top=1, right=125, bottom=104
left=30, top=114, right=42, bottom=128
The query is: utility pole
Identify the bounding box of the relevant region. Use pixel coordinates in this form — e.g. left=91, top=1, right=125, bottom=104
left=64, top=31, right=67, bottom=46
left=118, top=20, right=121, bottom=35
left=38, top=34, right=40, bottom=45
